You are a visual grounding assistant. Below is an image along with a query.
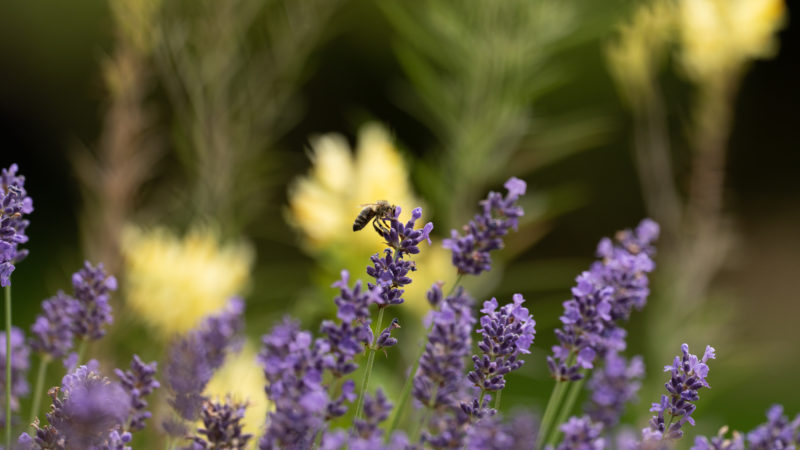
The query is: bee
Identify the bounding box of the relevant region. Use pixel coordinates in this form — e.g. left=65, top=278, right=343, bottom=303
left=353, top=200, right=396, bottom=234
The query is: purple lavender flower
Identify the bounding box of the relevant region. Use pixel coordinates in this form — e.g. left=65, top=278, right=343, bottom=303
left=186, top=397, right=252, bottom=449
left=692, top=426, right=745, bottom=450
left=585, top=352, right=645, bottom=428
left=465, top=413, right=537, bottom=450
left=548, top=219, right=658, bottom=381
left=21, top=361, right=132, bottom=449
left=29, top=291, right=79, bottom=361
left=321, top=390, right=408, bottom=450
left=71, top=261, right=117, bottom=341
left=320, top=270, right=377, bottom=376
left=165, top=298, right=244, bottom=424
left=642, top=343, right=715, bottom=442
left=461, top=294, right=535, bottom=418
left=443, top=177, right=526, bottom=276
left=376, top=318, right=401, bottom=349
left=0, top=326, right=30, bottom=427
left=326, top=380, right=356, bottom=420
left=414, top=286, right=474, bottom=411
left=366, top=206, right=432, bottom=307
left=259, top=318, right=333, bottom=449
left=0, top=164, right=33, bottom=286
left=556, top=416, right=605, bottom=450
left=746, top=404, right=800, bottom=449
left=115, top=355, right=159, bottom=432
left=353, top=389, right=392, bottom=441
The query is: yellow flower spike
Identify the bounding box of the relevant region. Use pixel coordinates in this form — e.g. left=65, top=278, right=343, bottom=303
left=121, top=226, right=254, bottom=337
left=678, top=0, right=786, bottom=83
left=204, top=343, right=270, bottom=442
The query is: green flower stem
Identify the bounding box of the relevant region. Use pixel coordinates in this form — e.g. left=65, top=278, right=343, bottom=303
left=494, top=389, right=502, bottom=411
left=76, top=339, right=89, bottom=366
left=354, top=306, right=385, bottom=421
left=27, top=355, right=51, bottom=432
left=385, top=275, right=463, bottom=441
left=5, top=284, right=13, bottom=450
left=536, top=379, right=568, bottom=449
left=547, top=372, right=587, bottom=447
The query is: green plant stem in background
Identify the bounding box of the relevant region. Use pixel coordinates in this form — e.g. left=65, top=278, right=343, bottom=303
left=354, top=306, right=385, bottom=420
left=537, top=379, right=568, bottom=449
left=410, top=384, right=438, bottom=444
left=76, top=339, right=89, bottom=366
left=5, top=284, right=12, bottom=450
left=386, top=275, right=463, bottom=440
left=28, top=355, right=51, bottom=432
left=547, top=372, right=587, bottom=447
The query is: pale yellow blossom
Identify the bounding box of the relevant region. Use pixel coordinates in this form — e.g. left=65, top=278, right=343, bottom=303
left=121, top=226, right=253, bottom=336
left=678, top=0, right=786, bottom=83
left=288, top=123, right=455, bottom=316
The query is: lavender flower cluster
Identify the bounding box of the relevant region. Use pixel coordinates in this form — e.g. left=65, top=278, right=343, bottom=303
left=548, top=219, right=658, bottom=381
left=4, top=164, right=799, bottom=450
left=0, top=164, right=33, bottom=287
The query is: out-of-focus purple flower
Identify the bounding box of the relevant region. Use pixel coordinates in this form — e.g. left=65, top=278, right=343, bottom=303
left=353, top=389, right=392, bottom=441
left=165, top=298, right=244, bottom=424
left=465, top=412, right=537, bottom=450
left=29, top=291, right=79, bottom=360
left=643, top=343, right=715, bottom=442
left=366, top=206, right=432, bottom=308
left=462, top=294, right=535, bottom=418
left=443, top=177, right=526, bottom=276
left=0, top=163, right=33, bottom=286
left=321, top=429, right=410, bottom=450
left=187, top=397, right=252, bottom=449
left=115, top=354, right=159, bottom=432
left=71, top=261, right=117, bottom=341
left=0, top=326, right=30, bottom=427
left=556, top=416, right=605, bottom=450
left=320, top=271, right=377, bottom=376
left=746, top=404, right=800, bottom=450
left=39, top=361, right=132, bottom=449
left=414, top=286, right=474, bottom=412
left=692, top=426, right=745, bottom=450
left=326, top=380, right=356, bottom=420
left=259, top=318, right=333, bottom=449
left=585, top=352, right=645, bottom=428
left=548, top=220, right=658, bottom=381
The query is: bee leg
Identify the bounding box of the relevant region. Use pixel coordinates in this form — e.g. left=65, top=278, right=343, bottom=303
left=372, top=218, right=385, bottom=236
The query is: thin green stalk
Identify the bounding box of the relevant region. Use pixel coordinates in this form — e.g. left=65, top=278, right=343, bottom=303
left=547, top=373, right=587, bottom=447
left=76, top=339, right=89, bottom=366
left=5, top=284, right=12, bottom=450
left=353, top=306, right=385, bottom=420
left=385, top=275, right=463, bottom=440
left=27, top=355, right=51, bottom=432
left=493, top=389, right=502, bottom=411
left=536, top=379, right=568, bottom=449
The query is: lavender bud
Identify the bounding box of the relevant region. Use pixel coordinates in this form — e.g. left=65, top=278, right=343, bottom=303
left=556, top=416, right=605, bottom=450
left=71, top=261, right=117, bottom=341
left=0, top=164, right=33, bottom=286
left=115, top=354, right=159, bottom=432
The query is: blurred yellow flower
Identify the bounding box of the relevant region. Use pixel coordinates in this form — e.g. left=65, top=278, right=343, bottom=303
left=121, top=226, right=254, bottom=336
left=678, top=0, right=786, bottom=83
left=288, top=123, right=455, bottom=316
left=204, top=343, right=269, bottom=442
left=606, top=1, right=676, bottom=107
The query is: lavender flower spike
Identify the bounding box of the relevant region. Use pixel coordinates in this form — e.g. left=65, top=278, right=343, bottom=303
left=188, top=397, right=252, bottom=449
left=0, top=164, right=33, bottom=286
left=585, top=352, right=645, bottom=428
left=443, top=177, right=525, bottom=276
left=20, top=361, right=132, bottom=449
left=115, top=354, right=159, bottom=432
left=71, top=261, right=118, bottom=340
left=0, top=326, right=30, bottom=427
left=643, top=343, right=716, bottom=442
left=746, top=404, right=800, bottom=449
left=414, top=285, right=474, bottom=411
left=462, top=294, right=535, bottom=418
left=556, top=416, right=605, bottom=450
left=30, top=291, right=79, bottom=360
